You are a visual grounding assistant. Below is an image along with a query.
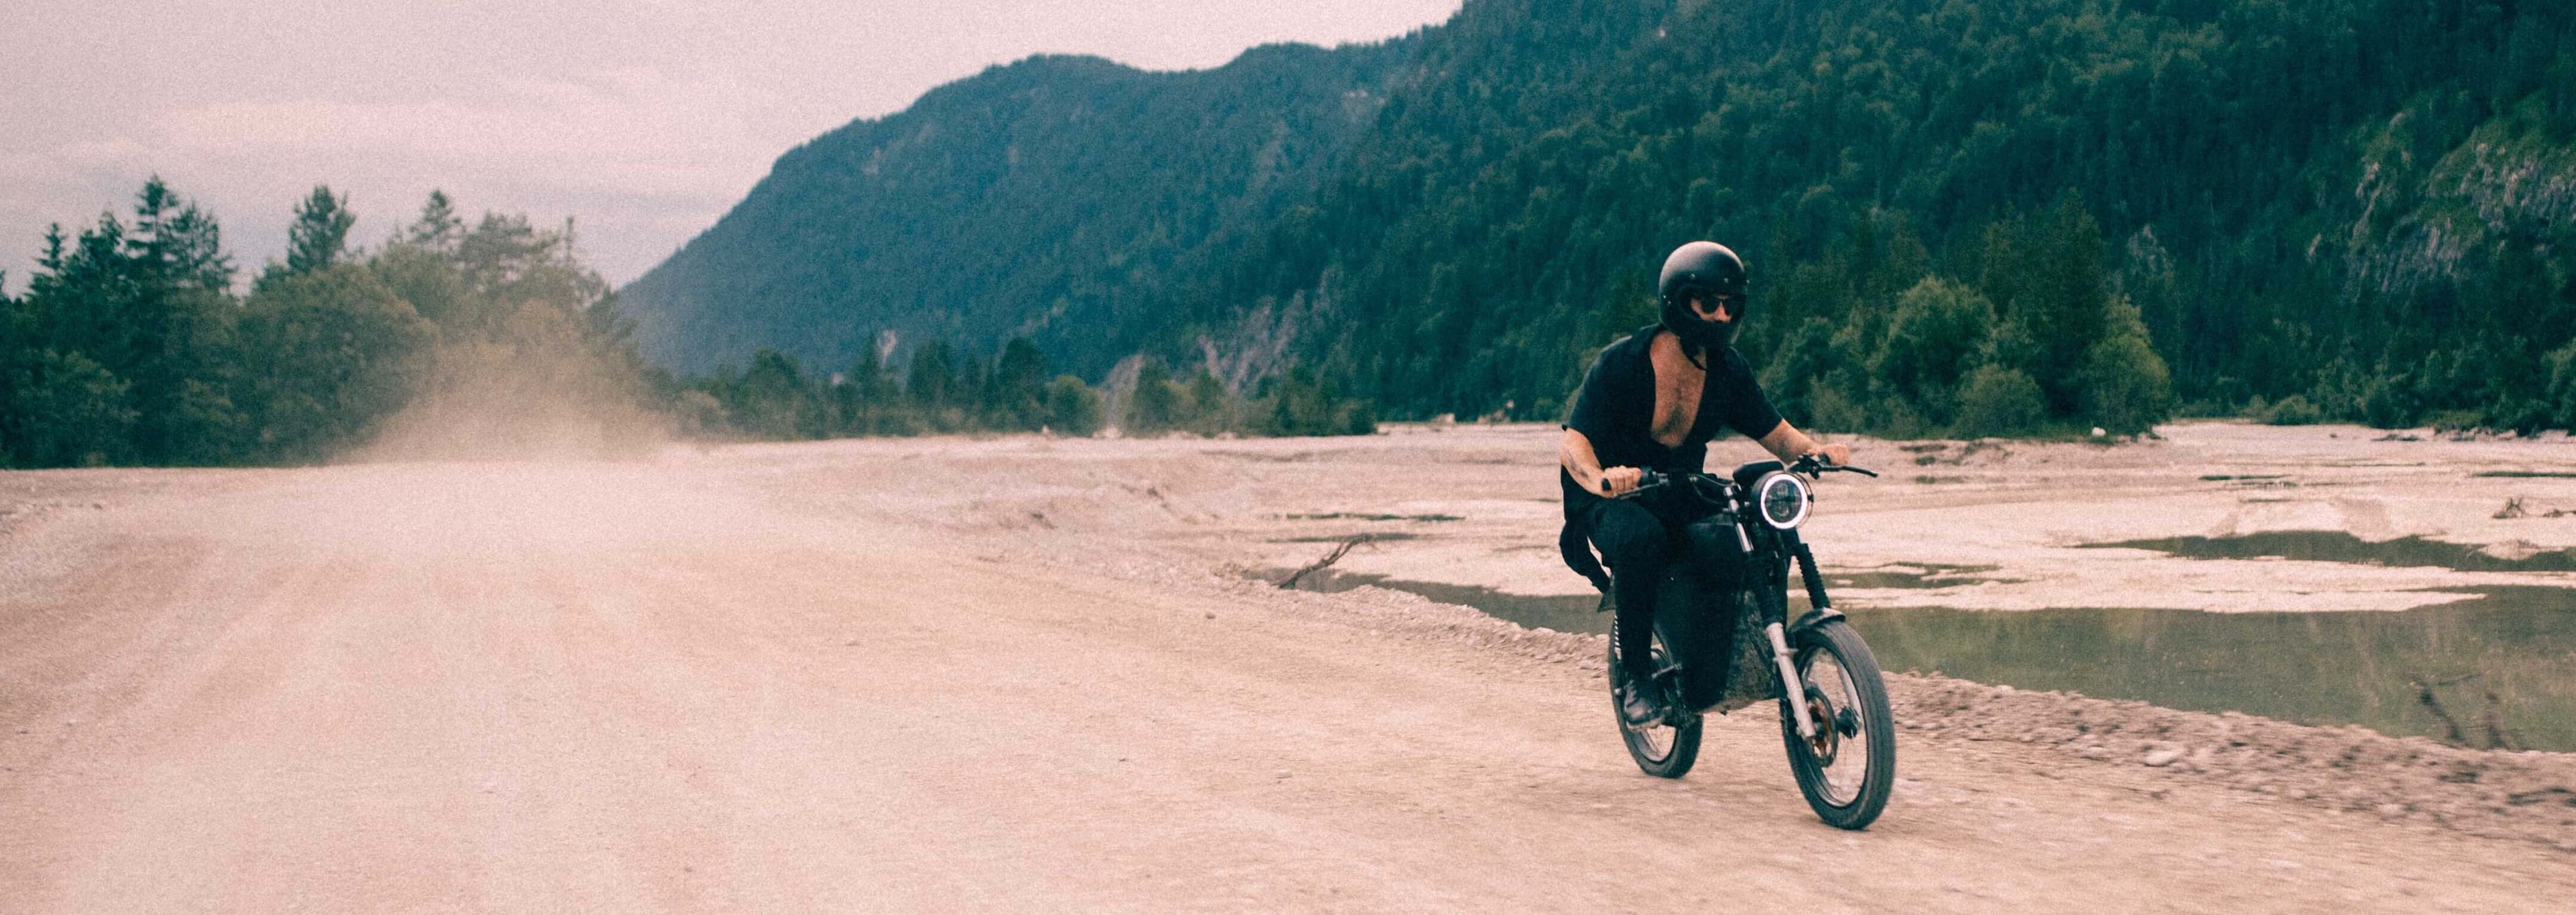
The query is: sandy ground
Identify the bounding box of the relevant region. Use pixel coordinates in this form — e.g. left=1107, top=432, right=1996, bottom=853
left=2, top=421, right=2572, bottom=912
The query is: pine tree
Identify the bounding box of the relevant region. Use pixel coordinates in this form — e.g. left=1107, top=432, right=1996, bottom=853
left=284, top=185, right=355, bottom=277
left=406, top=190, right=463, bottom=253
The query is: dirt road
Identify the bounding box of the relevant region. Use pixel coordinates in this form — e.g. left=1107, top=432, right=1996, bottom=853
left=1, top=450, right=2568, bottom=912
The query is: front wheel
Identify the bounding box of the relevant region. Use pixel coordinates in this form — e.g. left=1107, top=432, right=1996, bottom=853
left=1780, top=619, right=1895, bottom=829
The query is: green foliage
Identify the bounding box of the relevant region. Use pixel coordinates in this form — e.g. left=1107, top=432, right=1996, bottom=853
left=2, top=178, right=245, bottom=465
left=2546, top=340, right=2576, bottom=431
left=2076, top=296, right=2176, bottom=435
left=237, top=264, right=434, bottom=462
left=1871, top=278, right=1996, bottom=427
left=1954, top=366, right=2049, bottom=439
left=1043, top=374, right=1105, bottom=436
left=618, top=42, right=1421, bottom=378
left=1124, top=358, right=1182, bottom=435
left=1, top=180, right=675, bottom=467
left=256, top=184, right=356, bottom=290
left=2079, top=333, right=2178, bottom=437
left=1259, top=366, right=1376, bottom=437
left=2261, top=395, right=2327, bottom=426
left=12, top=350, right=138, bottom=466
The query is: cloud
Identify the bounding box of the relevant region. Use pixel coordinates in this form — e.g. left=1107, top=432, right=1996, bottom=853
left=3, top=69, right=785, bottom=290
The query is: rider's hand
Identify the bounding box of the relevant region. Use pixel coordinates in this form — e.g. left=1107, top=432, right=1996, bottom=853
left=1599, top=466, right=1643, bottom=496
left=1809, top=443, right=1852, bottom=466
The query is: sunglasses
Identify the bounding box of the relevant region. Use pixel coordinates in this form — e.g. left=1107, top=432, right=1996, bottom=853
left=1691, top=293, right=1744, bottom=318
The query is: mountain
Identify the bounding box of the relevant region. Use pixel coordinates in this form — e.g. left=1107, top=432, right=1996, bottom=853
left=618, top=40, right=1422, bottom=377
left=626, top=0, right=2575, bottom=431
left=1194, top=0, right=2576, bottom=420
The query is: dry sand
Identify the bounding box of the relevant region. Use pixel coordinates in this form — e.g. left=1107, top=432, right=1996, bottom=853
left=1, top=420, right=2570, bottom=911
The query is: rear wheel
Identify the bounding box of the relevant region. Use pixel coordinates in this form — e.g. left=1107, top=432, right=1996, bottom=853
left=1613, top=622, right=1702, bottom=778
left=1780, top=619, right=1895, bottom=828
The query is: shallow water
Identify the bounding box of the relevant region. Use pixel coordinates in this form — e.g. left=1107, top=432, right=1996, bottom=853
left=1269, top=569, right=2576, bottom=751
left=2085, top=530, right=2576, bottom=573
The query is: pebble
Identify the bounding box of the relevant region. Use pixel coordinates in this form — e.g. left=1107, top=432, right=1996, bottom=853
left=2143, top=748, right=2183, bottom=767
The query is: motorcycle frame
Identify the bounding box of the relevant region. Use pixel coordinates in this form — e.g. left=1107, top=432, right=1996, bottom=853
left=1716, top=473, right=1846, bottom=741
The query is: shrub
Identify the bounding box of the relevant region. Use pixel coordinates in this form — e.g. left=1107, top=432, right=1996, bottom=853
left=2263, top=394, right=2325, bottom=425
left=2076, top=333, right=2175, bottom=435
left=1873, top=278, right=1996, bottom=425
left=1803, top=383, right=1868, bottom=434
left=1043, top=374, right=1105, bottom=436
left=2543, top=339, right=2576, bottom=431
left=1953, top=366, right=2046, bottom=437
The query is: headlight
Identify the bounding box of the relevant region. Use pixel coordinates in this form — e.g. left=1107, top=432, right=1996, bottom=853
left=1757, top=472, right=1810, bottom=529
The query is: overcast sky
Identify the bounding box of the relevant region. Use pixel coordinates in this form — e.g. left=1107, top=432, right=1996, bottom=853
left=0, top=1, right=1463, bottom=296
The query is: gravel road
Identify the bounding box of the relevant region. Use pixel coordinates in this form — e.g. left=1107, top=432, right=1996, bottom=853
left=2, top=434, right=2569, bottom=912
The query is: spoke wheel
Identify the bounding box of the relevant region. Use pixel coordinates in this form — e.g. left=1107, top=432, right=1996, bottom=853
left=1614, top=622, right=1702, bottom=779
left=1781, top=619, right=1895, bottom=829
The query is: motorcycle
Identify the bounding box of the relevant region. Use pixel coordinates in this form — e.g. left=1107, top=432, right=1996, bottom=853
left=1604, top=454, right=1895, bottom=830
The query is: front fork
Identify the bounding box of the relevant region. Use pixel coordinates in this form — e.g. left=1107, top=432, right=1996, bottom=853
left=1767, top=534, right=1837, bottom=741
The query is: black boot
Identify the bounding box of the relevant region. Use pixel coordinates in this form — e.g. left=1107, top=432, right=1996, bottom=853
left=1617, top=674, right=1662, bottom=728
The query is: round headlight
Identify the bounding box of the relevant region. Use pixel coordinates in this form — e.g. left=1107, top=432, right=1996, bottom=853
left=1757, top=472, right=1810, bottom=529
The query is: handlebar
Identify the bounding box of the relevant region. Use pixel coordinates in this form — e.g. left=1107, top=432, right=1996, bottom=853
left=1601, top=456, right=1878, bottom=498
left=1789, top=454, right=1880, bottom=478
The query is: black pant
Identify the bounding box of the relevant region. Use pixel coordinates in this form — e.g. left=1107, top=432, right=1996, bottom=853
left=1587, top=493, right=1747, bottom=680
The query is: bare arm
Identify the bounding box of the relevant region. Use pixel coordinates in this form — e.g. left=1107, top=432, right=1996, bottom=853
left=1757, top=420, right=1852, bottom=466
left=1560, top=428, right=1642, bottom=496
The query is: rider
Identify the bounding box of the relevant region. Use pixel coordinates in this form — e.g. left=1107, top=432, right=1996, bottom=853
left=1558, top=241, right=1852, bottom=727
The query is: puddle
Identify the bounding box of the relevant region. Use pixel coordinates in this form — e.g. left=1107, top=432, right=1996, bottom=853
left=1281, top=512, right=1464, bottom=523
left=1828, top=564, right=2016, bottom=590
left=2087, top=530, right=2576, bottom=573
left=1260, top=567, right=2576, bottom=751
left=1842, top=592, right=2576, bottom=752
left=1272, top=532, right=1423, bottom=544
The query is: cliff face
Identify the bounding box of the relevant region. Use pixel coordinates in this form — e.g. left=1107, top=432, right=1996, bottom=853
left=2344, top=97, right=2576, bottom=302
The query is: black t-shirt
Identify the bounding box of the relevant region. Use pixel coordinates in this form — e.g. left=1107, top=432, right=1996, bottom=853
left=1558, top=325, right=1784, bottom=524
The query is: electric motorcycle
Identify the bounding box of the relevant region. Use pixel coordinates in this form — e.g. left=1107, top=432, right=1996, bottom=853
left=1606, top=455, right=1895, bottom=830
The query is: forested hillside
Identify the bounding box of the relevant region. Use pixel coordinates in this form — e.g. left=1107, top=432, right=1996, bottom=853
left=617, top=41, right=1420, bottom=377
left=634, top=0, right=2575, bottom=435
left=1192, top=0, right=2575, bottom=432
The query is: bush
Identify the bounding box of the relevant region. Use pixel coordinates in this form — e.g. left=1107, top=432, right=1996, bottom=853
left=1952, top=366, right=2046, bottom=437
left=14, top=350, right=139, bottom=466
left=2076, top=333, right=2175, bottom=435
left=1803, top=383, right=1868, bottom=433
left=1873, top=277, right=1996, bottom=425
left=1043, top=374, right=1105, bottom=436
left=2541, top=339, right=2576, bottom=431
left=2263, top=394, right=2325, bottom=425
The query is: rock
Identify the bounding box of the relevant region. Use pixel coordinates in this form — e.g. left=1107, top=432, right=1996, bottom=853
left=2376, top=803, right=2408, bottom=819
left=2144, top=748, right=2184, bottom=767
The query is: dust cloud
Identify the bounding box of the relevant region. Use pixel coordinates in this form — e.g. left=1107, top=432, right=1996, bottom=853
left=344, top=335, right=676, bottom=464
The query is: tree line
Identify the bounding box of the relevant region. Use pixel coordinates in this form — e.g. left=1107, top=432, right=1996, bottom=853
left=674, top=340, right=1374, bottom=443
left=0, top=179, right=1375, bottom=468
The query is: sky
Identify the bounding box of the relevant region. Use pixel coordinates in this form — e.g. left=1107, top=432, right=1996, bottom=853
left=0, top=1, right=1464, bottom=296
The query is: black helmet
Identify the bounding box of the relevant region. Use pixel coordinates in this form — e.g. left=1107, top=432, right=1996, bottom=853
left=1658, top=241, right=1748, bottom=355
